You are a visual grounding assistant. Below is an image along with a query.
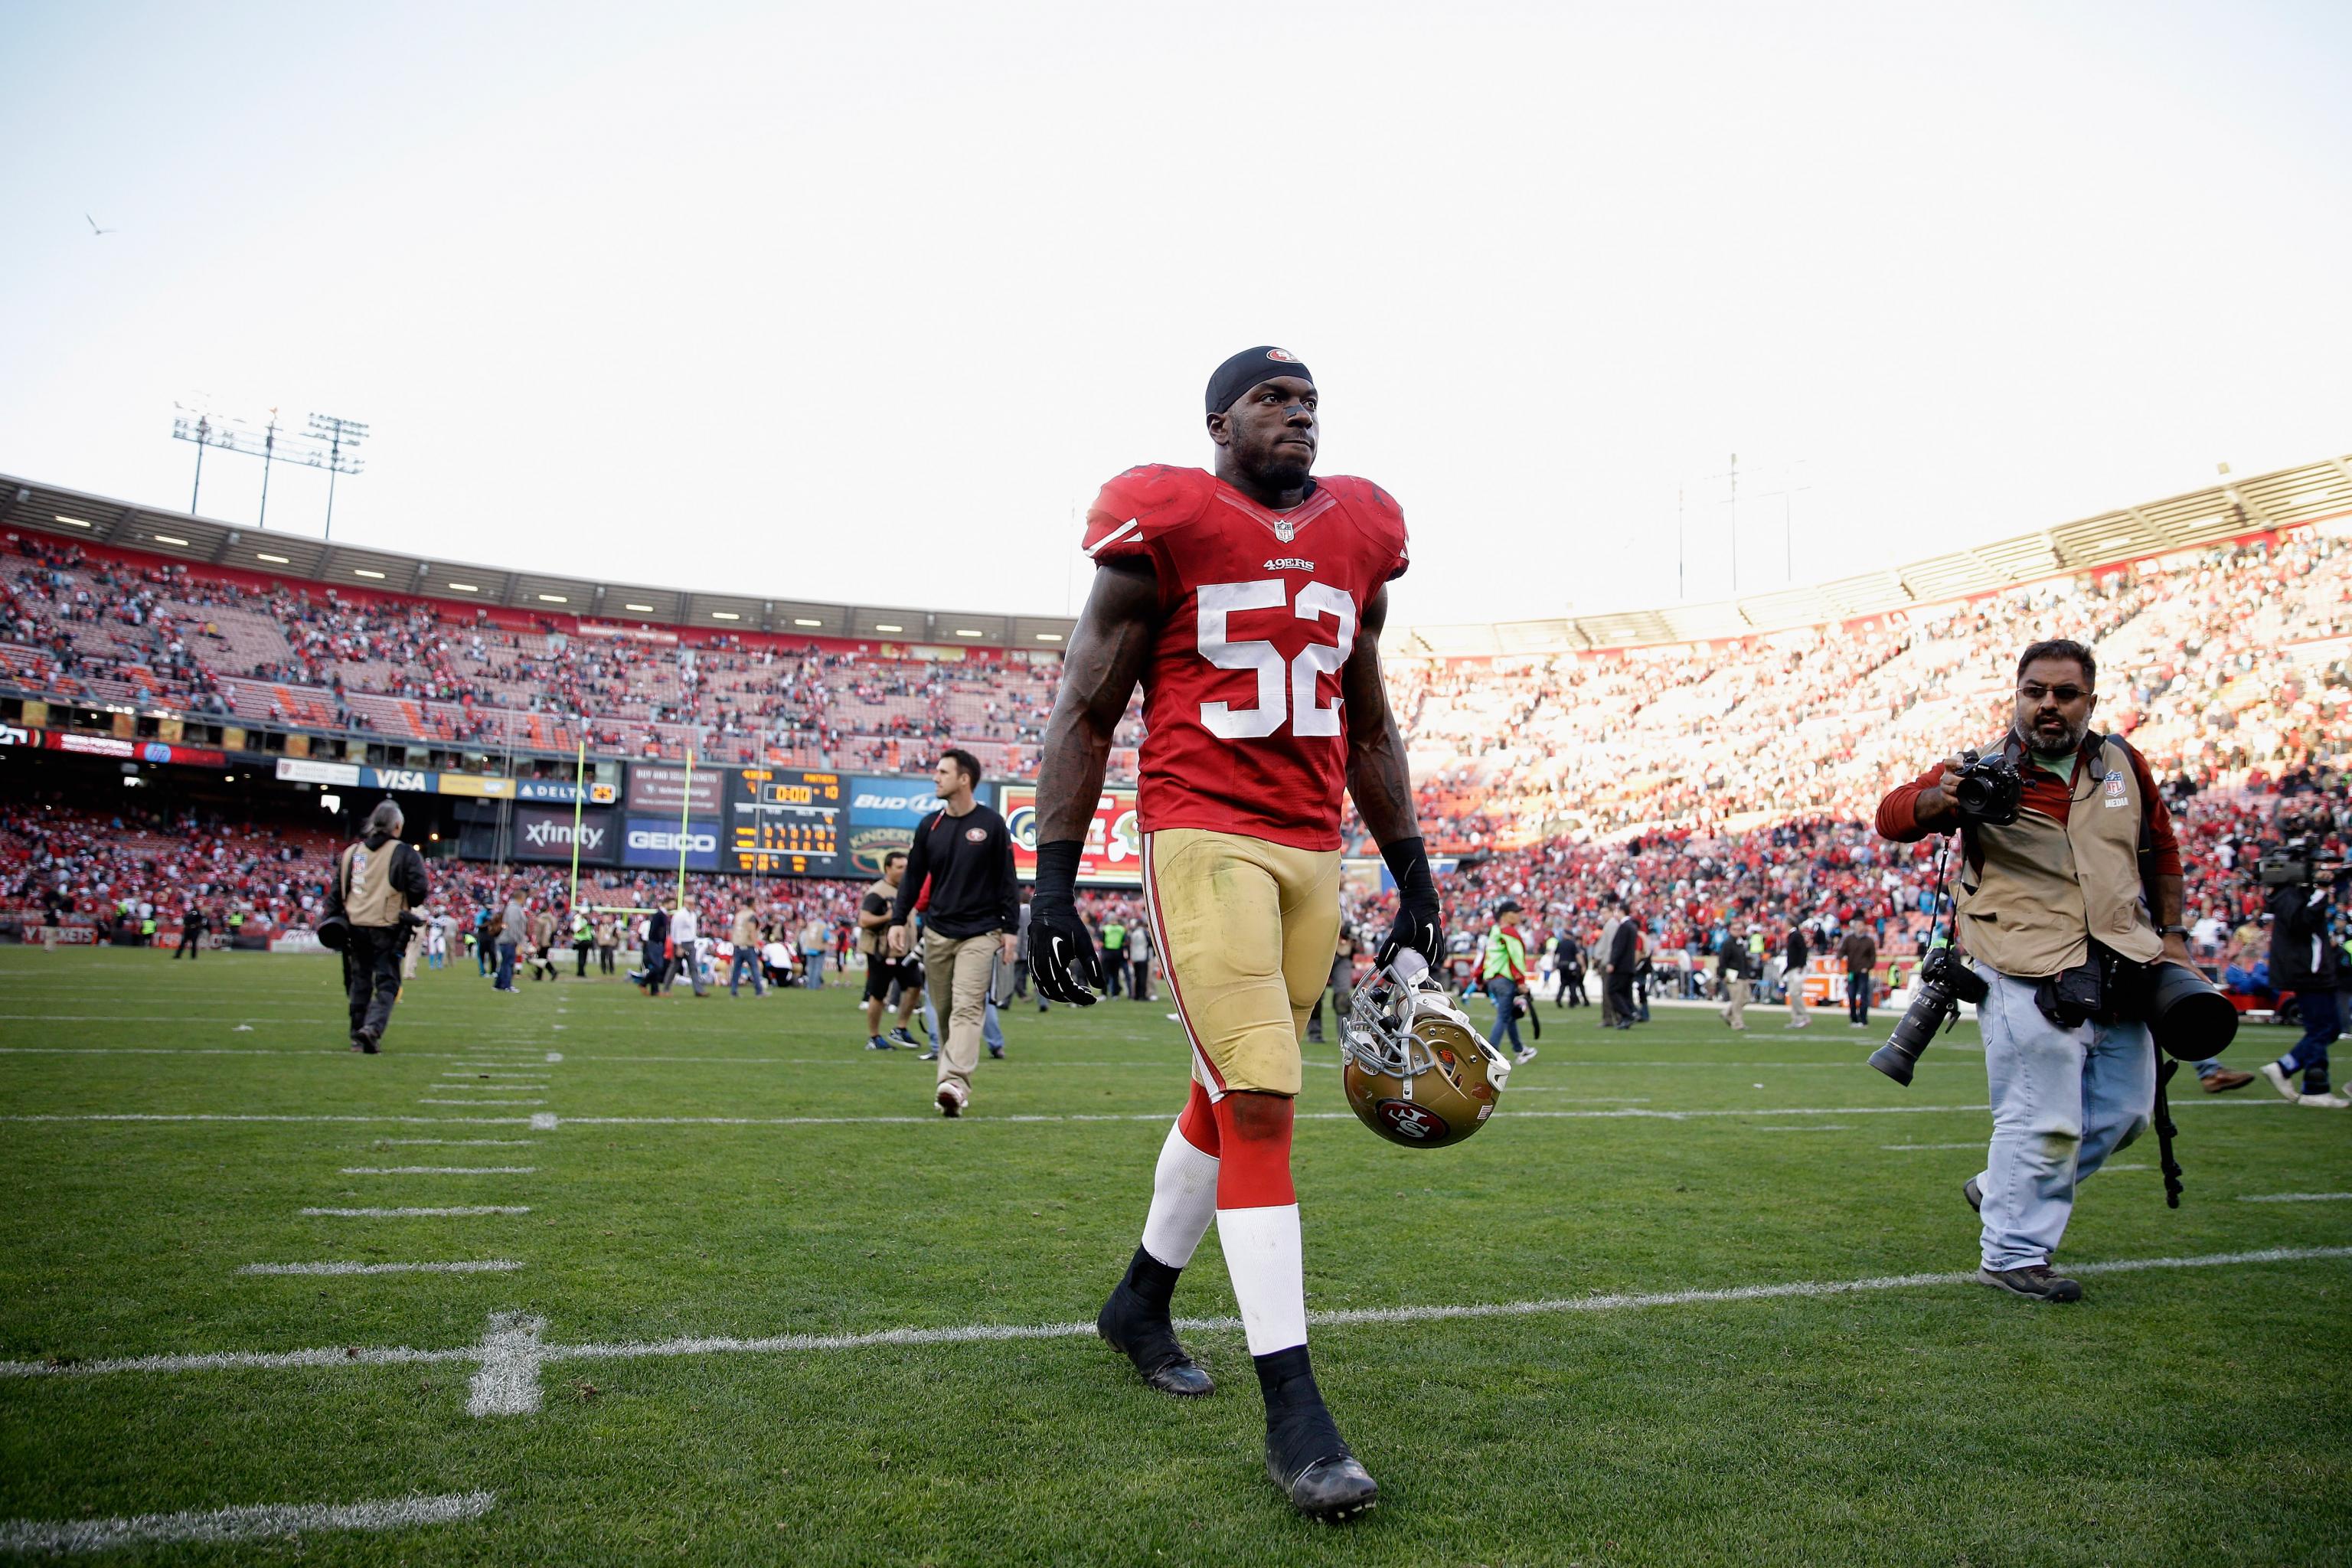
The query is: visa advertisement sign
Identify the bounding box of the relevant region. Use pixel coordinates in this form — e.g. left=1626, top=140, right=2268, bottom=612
left=622, top=817, right=720, bottom=871
left=842, top=774, right=946, bottom=877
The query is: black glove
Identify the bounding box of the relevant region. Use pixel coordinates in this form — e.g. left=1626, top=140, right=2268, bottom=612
left=1375, top=835, right=1444, bottom=975
left=1027, top=839, right=1104, bottom=1006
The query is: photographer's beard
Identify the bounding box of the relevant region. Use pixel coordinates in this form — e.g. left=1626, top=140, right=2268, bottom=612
left=2014, top=701, right=2092, bottom=760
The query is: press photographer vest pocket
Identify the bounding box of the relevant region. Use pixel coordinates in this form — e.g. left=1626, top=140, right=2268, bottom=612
left=1956, top=737, right=2161, bottom=979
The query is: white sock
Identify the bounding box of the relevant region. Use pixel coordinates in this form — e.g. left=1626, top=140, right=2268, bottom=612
left=1139, top=1119, right=1220, bottom=1269
left=1216, top=1203, right=1308, bottom=1356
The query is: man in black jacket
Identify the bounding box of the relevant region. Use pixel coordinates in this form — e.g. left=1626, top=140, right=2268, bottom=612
left=1782, top=923, right=1811, bottom=1029
left=887, top=749, right=1019, bottom=1117
left=324, top=800, right=430, bottom=1054
left=1604, top=902, right=1640, bottom=1031
left=2259, top=870, right=2344, bottom=1104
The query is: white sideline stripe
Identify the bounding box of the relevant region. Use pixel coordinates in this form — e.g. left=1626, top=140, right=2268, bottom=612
left=300, top=1207, right=531, bottom=1217
left=238, top=1260, right=524, bottom=1276
left=4, top=1115, right=530, bottom=1125
left=341, top=1166, right=537, bottom=1175
left=0, top=1490, right=495, bottom=1553
left=12, top=1247, right=2344, bottom=1386
left=467, top=1312, right=546, bottom=1417
left=2236, top=1192, right=2352, bottom=1203
left=379, top=1139, right=538, bottom=1147
left=416, top=1099, right=547, bottom=1106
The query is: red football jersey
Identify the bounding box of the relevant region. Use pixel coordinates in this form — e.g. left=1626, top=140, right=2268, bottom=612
left=1081, top=465, right=1410, bottom=851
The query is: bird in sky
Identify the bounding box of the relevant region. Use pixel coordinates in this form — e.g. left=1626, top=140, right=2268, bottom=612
left=86, top=214, right=116, bottom=236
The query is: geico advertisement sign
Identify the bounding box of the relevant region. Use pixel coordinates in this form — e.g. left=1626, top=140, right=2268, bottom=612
left=622, top=818, right=720, bottom=870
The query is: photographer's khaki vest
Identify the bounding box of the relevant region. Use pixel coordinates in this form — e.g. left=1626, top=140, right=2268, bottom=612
left=338, top=839, right=404, bottom=929
left=1955, top=736, right=2161, bottom=979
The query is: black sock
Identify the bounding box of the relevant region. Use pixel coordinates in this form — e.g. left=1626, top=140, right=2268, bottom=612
left=1255, top=1344, right=1346, bottom=1465
left=1120, top=1246, right=1181, bottom=1315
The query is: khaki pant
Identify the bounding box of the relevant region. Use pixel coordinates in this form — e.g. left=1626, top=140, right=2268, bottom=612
left=923, top=929, right=1001, bottom=1101
left=1787, top=977, right=1809, bottom=1026
left=1720, top=974, right=1749, bottom=1031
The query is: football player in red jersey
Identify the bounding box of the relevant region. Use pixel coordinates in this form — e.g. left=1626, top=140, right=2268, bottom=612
left=1029, top=347, right=1442, bottom=1522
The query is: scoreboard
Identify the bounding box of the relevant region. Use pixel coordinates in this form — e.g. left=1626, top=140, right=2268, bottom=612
left=724, top=768, right=845, bottom=875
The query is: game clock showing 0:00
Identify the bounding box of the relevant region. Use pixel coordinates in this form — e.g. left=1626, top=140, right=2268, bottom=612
left=725, top=768, right=844, bottom=875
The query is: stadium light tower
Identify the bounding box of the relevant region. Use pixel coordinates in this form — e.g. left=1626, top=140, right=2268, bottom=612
left=171, top=401, right=368, bottom=532
left=305, top=413, right=370, bottom=539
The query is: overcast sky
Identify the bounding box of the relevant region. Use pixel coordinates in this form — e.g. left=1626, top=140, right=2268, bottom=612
left=3, top=1, right=2347, bottom=629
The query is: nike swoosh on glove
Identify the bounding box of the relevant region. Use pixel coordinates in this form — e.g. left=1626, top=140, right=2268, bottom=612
left=1028, top=897, right=1103, bottom=1005
left=1374, top=835, right=1445, bottom=974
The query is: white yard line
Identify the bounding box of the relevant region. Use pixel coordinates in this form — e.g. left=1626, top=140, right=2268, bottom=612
left=467, top=1312, right=546, bottom=1417
left=1754, top=1125, right=1853, bottom=1132
left=341, top=1167, right=537, bottom=1175
left=4, top=1114, right=531, bottom=1125
left=2236, top=1192, right=2352, bottom=1203
left=0, top=1491, right=495, bottom=1553
left=1883, top=1143, right=1985, bottom=1151
left=416, top=1099, right=547, bottom=1106
left=299, top=1206, right=531, bottom=1217
left=9, top=1247, right=2345, bottom=1393
left=377, top=1139, right=538, bottom=1147
left=238, top=1261, right=524, bottom=1276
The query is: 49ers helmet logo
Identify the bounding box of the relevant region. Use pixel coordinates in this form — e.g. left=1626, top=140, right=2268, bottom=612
left=1374, top=1099, right=1449, bottom=1142
left=1266, top=348, right=1299, bottom=362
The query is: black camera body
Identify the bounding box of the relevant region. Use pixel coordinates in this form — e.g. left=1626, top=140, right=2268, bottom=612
left=1869, top=946, right=1989, bottom=1085
left=2258, top=840, right=2321, bottom=887
left=1952, top=748, right=2022, bottom=828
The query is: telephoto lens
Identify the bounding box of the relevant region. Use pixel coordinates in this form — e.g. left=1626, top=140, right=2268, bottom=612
left=1868, top=947, right=1988, bottom=1086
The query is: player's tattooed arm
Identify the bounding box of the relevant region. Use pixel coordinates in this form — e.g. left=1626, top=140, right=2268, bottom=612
left=1034, top=557, right=1159, bottom=842
left=1341, top=585, right=1418, bottom=847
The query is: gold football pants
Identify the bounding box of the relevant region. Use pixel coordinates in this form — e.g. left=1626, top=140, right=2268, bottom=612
left=1141, top=828, right=1342, bottom=1099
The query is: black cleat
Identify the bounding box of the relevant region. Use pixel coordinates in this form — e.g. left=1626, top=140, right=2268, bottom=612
left=988, top=1044, right=1004, bottom=1060
left=1257, top=1345, right=1376, bottom=1522
left=1269, top=1449, right=1379, bottom=1523
left=1097, top=1281, right=1213, bottom=1397
left=1963, top=1177, right=1982, bottom=1213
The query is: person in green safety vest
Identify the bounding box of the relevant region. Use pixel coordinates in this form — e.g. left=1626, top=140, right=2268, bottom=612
left=1101, top=915, right=1129, bottom=998
left=1481, top=899, right=1536, bottom=1065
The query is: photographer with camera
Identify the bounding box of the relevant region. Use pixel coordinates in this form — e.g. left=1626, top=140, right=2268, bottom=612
left=1875, top=640, right=2222, bottom=1304
left=2255, top=846, right=2346, bottom=1106
left=319, top=799, right=429, bottom=1055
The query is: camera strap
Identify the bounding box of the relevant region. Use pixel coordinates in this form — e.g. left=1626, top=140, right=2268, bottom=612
left=2151, top=1045, right=2184, bottom=1209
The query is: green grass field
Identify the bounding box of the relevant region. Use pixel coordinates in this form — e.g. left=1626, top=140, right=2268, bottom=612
left=2, top=947, right=2348, bottom=1565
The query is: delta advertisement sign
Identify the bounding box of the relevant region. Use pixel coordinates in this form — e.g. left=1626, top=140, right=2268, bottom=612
left=999, top=784, right=1141, bottom=887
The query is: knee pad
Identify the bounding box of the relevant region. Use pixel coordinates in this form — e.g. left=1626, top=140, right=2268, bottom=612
left=1211, top=1093, right=1295, bottom=1209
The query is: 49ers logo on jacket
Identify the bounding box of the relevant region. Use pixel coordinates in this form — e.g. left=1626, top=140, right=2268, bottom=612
left=1373, top=1099, right=1449, bottom=1142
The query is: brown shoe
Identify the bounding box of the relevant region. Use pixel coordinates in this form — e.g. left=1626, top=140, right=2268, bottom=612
left=2201, top=1068, right=2256, bottom=1093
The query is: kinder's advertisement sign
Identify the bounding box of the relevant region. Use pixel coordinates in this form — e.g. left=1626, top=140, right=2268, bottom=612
left=622, top=817, right=720, bottom=871
left=1000, top=784, right=1141, bottom=887
left=842, top=774, right=945, bottom=877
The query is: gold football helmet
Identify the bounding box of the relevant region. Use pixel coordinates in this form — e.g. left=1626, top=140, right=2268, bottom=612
left=1340, top=952, right=1511, bottom=1148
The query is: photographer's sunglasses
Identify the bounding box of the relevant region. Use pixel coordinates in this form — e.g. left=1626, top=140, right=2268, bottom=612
left=2017, top=682, right=2091, bottom=703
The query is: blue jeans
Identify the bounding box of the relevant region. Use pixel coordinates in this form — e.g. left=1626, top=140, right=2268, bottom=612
left=2276, top=988, right=2341, bottom=1089
left=495, top=941, right=518, bottom=991
left=802, top=950, right=823, bottom=987
left=1975, top=968, right=2154, bottom=1272
left=1485, top=978, right=1523, bottom=1051
left=729, top=948, right=763, bottom=996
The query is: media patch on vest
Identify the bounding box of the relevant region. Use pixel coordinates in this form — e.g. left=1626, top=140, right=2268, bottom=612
left=2102, top=769, right=2127, bottom=808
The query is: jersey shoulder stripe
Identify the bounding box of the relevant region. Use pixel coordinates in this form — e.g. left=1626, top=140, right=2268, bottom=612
left=1082, top=465, right=1215, bottom=560
left=1315, top=474, right=1411, bottom=580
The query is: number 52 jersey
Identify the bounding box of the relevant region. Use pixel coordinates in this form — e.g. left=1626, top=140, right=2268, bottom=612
left=1081, top=464, right=1410, bottom=852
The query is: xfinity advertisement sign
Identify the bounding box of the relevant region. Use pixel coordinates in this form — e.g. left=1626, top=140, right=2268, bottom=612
left=511, top=805, right=616, bottom=865
left=622, top=817, right=720, bottom=871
